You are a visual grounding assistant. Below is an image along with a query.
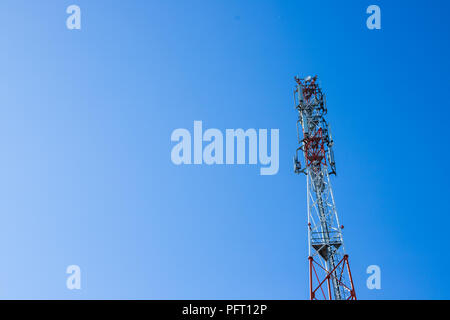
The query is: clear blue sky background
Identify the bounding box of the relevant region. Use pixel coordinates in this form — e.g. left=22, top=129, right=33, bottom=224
left=0, top=0, right=449, bottom=299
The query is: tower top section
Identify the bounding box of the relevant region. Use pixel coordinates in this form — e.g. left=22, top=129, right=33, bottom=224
left=294, top=75, right=323, bottom=104
left=293, top=75, right=334, bottom=176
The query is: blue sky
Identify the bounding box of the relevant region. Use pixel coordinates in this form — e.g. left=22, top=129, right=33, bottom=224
left=0, top=0, right=449, bottom=299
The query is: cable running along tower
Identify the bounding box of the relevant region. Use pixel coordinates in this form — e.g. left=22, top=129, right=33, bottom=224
left=293, top=76, right=356, bottom=300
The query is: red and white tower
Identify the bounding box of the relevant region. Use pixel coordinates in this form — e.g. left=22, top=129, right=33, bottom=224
left=293, top=76, right=356, bottom=300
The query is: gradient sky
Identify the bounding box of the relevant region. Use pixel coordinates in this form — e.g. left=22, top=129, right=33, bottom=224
left=0, top=0, right=449, bottom=299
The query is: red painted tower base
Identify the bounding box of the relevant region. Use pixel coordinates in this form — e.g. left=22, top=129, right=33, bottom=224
left=309, top=255, right=357, bottom=300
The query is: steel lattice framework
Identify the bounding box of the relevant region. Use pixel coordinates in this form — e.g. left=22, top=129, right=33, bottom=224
left=293, top=76, right=356, bottom=300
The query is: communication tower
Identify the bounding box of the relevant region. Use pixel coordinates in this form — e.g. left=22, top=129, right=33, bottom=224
left=293, top=76, right=357, bottom=300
